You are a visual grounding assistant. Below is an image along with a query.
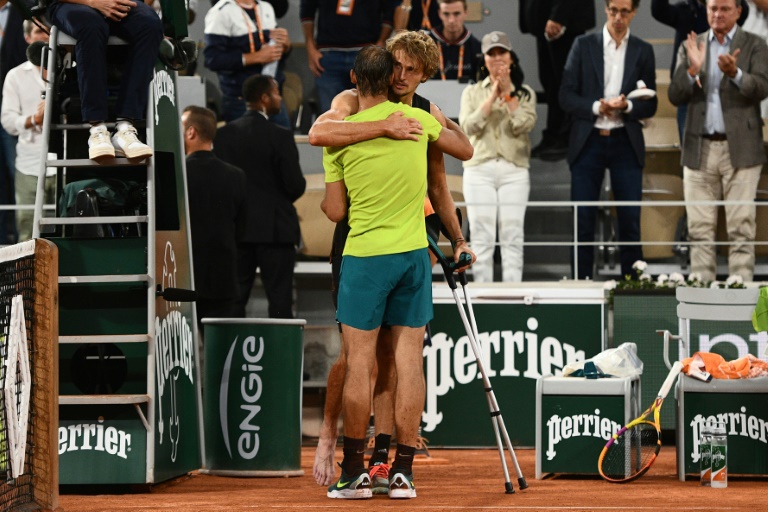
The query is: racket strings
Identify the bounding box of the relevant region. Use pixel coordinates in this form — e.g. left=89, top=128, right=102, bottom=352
left=600, top=422, right=660, bottom=482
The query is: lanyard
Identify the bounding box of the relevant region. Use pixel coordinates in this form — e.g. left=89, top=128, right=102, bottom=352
left=238, top=2, right=264, bottom=53
left=421, top=0, right=431, bottom=30
left=438, top=44, right=463, bottom=80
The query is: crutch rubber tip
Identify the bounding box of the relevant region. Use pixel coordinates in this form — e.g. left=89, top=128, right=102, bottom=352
left=505, top=482, right=515, bottom=494
left=518, top=477, right=528, bottom=490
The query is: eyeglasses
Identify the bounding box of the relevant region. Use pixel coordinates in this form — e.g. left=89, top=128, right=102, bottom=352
left=607, top=7, right=634, bottom=17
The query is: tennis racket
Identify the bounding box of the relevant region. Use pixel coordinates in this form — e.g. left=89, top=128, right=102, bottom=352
left=598, top=361, right=683, bottom=483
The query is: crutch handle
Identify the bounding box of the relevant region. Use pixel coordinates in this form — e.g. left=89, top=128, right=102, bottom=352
left=428, top=234, right=471, bottom=289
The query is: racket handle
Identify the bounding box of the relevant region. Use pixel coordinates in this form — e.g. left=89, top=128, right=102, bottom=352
left=658, top=361, right=683, bottom=399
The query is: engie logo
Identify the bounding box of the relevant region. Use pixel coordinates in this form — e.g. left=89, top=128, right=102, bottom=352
left=219, top=335, right=265, bottom=460
left=689, top=408, right=768, bottom=463
left=546, top=409, right=622, bottom=460
left=58, top=418, right=131, bottom=460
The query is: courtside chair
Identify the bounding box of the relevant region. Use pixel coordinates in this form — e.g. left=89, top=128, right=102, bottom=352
left=658, top=287, right=766, bottom=481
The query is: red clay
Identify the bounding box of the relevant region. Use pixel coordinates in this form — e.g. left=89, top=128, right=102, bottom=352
left=58, top=446, right=766, bottom=511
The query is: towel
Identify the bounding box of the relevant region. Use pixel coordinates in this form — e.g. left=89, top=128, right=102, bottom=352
left=682, top=352, right=768, bottom=379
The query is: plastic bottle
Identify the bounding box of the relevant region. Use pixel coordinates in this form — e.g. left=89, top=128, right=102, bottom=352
left=699, top=425, right=712, bottom=487
left=710, top=423, right=727, bottom=488
left=262, top=40, right=279, bottom=78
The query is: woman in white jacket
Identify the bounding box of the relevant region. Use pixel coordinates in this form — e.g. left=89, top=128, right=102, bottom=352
left=459, top=31, right=537, bottom=282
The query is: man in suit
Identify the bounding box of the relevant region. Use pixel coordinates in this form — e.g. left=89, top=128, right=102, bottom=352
left=214, top=75, right=306, bottom=318
left=520, top=0, right=595, bottom=161
left=560, top=0, right=658, bottom=280
left=669, top=0, right=768, bottom=282
left=182, top=106, right=248, bottom=325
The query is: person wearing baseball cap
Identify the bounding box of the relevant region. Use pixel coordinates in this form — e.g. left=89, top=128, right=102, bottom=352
left=459, top=31, right=537, bottom=283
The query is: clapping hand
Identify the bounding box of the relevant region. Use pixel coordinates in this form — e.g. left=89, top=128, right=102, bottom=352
left=684, top=31, right=706, bottom=77
left=718, top=48, right=741, bottom=79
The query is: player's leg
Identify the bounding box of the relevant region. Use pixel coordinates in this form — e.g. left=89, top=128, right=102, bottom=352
left=326, top=324, right=378, bottom=499
left=313, top=340, right=345, bottom=486
left=388, top=324, right=426, bottom=499
left=383, top=248, right=432, bottom=499
left=314, top=220, right=349, bottom=485
left=369, top=327, right=396, bottom=493
left=328, top=255, right=390, bottom=499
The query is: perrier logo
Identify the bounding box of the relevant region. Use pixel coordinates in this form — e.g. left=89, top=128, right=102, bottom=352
left=712, top=451, right=726, bottom=464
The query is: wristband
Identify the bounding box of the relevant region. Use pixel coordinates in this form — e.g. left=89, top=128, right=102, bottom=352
left=453, top=237, right=466, bottom=245
left=399, top=3, right=412, bottom=11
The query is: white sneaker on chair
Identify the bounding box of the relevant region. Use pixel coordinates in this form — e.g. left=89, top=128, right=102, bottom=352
left=112, top=122, right=153, bottom=160
left=88, top=124, right=116, bottom=161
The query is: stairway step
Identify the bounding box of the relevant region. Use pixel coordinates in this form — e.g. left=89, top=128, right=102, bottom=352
left=39, top=215, right=148, bottom=225
left=47, top=158, right=148, bottom=168
left=59, top=274, right=149, bottom=284
left=50, top=121, right=146, bottom=131
left=59, top=394, right=150, bottom=405
left=59, top=334, right=149, bottom=344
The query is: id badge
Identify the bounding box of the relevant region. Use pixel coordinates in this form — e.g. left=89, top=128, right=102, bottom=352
left=336, top=0, right=354, bottom=15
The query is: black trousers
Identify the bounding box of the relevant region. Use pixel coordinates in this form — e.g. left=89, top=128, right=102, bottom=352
left=235, top=243, right=296, bottom=318
left=536, top=30, right=580, bottom=141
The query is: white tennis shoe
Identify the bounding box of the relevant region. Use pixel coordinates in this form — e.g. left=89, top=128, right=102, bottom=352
left=112, top=122, right=153, bottom=160
left=88, top=124, right=115, bottom=161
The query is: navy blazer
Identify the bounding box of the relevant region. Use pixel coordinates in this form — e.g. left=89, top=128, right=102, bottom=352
left=213, top=111, right=306, bottom=246
left=559, top=31, right=658, bottom=167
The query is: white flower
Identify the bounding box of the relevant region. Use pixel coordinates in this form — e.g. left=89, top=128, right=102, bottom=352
left=669, top=272, right=685, bottom=284
left=657, top=274, right=669, bottom=285
left=688, top=272, right=702, bottom=283
left=710, top=281, right=721, bottom=289
left=632, top=260, right=648, bottom=271
left=639, top=273, right=652, bottom=282
left=726, top=275, right=744, bottom=287
left=603, top=280, right=617, bottom=291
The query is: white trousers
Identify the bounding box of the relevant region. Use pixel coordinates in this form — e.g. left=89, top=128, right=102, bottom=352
left=463, top=158, right=530, bottom=282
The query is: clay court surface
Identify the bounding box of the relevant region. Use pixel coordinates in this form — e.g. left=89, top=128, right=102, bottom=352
left=57, top=446, right=765, bottom=511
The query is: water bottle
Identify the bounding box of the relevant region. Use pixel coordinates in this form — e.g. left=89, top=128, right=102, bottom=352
left=710, top=423, right=727, bottom=488
left=699, top=425, right=712, bottom=487
left=262, top=40, right=279, bottom=78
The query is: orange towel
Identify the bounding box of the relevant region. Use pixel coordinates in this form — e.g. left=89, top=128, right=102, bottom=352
left=682, top=352, right=768, bottom=379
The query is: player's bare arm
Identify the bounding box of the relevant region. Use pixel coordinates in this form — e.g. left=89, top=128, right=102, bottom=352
left=429, top=104, right=474, bottom=161
left=321, top=180, right=347, bottom=223
left=426, top=143, right=476, bottom=267
left=309, top=90, right=422, bottom=147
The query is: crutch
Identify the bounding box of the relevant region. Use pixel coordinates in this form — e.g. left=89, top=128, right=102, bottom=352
left=425, top=215, right=528, bottom=494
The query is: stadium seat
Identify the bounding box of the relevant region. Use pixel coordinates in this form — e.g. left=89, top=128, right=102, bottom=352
left=641, top=173, right=685, bottom=260
left=294, top=173, right=334, bottom=258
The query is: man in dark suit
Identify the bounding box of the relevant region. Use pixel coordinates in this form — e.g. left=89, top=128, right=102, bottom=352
left=182, top=106, right=248, bottom=325
left=520, top=0, right=595, bottom=161
left=560, top=0, right=658, bottom=280
left=214, top=75, right=306, bottom=318
left=669, top=0, right=768, bottom=282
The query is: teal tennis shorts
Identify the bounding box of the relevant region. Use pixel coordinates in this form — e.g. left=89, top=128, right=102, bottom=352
left=337, top=249, right=433, bottom=331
